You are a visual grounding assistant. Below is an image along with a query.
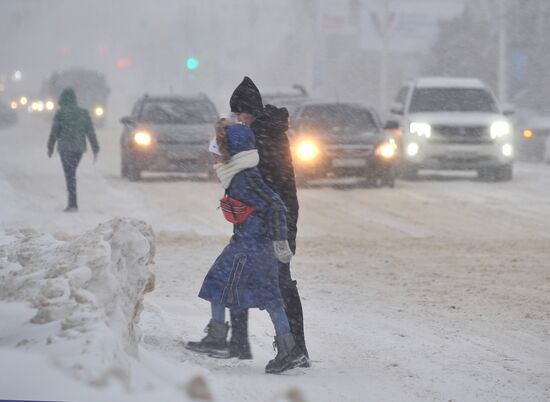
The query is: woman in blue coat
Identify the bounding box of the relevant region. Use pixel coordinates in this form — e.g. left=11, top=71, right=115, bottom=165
left=186, top=120, right=307, bottom=374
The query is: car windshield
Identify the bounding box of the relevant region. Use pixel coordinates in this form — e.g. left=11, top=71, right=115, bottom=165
left=140, top=99, right=217, bottom=124
left=409, top=88, right=498, bottom=113
left=300, top=104, right=379, bottom=133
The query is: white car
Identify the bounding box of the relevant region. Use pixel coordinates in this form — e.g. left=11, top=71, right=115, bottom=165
left=389, top=77, right=515, bottom=181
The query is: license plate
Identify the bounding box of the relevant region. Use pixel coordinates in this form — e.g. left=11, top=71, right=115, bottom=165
left=332, top=158, right=366, bottom=167
left=448, top=152, right=477, bottom=159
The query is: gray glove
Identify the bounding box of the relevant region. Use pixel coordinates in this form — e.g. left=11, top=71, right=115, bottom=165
left=274, top=240, right=293, bottom=264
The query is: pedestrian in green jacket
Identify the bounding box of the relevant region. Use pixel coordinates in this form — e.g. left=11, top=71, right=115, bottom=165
left=47, top=88, right=99, bottom=212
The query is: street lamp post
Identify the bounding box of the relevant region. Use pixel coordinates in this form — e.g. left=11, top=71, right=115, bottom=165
left=497, top=0, right=508, bottom=103
left=380, top=0, right=390, bottom=112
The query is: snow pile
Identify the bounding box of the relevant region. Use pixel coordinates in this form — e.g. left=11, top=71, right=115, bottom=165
left=0, top=218, right=156, bottom=387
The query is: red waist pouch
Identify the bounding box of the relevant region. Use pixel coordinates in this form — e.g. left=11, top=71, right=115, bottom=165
left=220, top=196, right=254, bottom=224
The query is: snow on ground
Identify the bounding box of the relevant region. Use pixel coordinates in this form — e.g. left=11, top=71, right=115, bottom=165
left=0, top=218, right=213, bottom=402
left=1, top=118, right=549, bottom=401
left=0, top=218, right=155, bottom=381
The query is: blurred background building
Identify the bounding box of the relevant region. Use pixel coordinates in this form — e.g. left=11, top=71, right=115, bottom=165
left=0, top=0, right=548, bottom=119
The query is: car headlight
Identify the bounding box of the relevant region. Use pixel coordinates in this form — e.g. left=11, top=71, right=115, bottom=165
left=94, top=106, right=104, bottom=117
left=375, top=141, right=397, bottom=159
left=502, top=143, right=513, bottom=157
left=407, top=142, right=420, bottom=156
left=296, top=140, right=320, bottom=161
left=490, top=121, right=510, bottom=139
left=45, top=101, right=55, bottom=111
left=133, top=131, right=152, bottom=147
left=410, top=122, right=431, bottom=138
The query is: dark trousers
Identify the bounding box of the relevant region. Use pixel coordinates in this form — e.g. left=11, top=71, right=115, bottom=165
left=278, top=261, right=308, bottom=356
left=60, top=151, right=82, bottom=208
left=230, top=260, right=308, bottom=357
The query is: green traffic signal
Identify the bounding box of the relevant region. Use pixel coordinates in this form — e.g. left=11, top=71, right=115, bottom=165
left=186, top=57, right=199, bottom=70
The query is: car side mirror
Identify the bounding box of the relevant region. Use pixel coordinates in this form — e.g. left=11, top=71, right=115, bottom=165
left=502, top=103, right=515, bottom=116
left=120, top=116, right=136, bottom=126
left=384, top=119, right=400, bottom=130
left=390, top=102, right=404, bottom=115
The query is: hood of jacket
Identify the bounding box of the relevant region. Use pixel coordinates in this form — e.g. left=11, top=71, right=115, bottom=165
left=252, top=104, right=289, bottom=136
left=230, top=76, right=264, bottom=117
left=58, top=88, right=78, bottom=108
left=226, top=123, right=256, bottom=156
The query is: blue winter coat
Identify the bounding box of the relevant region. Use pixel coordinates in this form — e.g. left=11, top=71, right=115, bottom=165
left=199, top=167, right=288, bottom=310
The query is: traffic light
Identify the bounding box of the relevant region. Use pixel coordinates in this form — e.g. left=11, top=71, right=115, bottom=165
left=186, top=57, right=199, bottom=70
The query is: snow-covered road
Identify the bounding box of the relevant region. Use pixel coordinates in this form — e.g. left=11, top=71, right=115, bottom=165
left=1, top=119, right=549, bottom=401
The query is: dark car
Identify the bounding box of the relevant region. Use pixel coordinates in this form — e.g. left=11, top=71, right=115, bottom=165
left=41, top=68, right=110, bottom=128
left=120, top=94, right=219, bottom=181
left=289, top=102, right=397, bottom=187
left=0, top=100, right=18, bottom=129
left=515, top=114, right=550, bottom=162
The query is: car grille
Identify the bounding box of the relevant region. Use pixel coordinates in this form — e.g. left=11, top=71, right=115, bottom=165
left=432, top=125, right=491, bottom=144
left=325, top=144, right=374, bottom=158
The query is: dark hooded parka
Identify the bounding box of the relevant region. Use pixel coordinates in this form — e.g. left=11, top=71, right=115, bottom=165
left=229, top=77, right=308, bottom=359
left=230, top=77, right=299, bottom=252
left=47, top=88, right=99, bottom=155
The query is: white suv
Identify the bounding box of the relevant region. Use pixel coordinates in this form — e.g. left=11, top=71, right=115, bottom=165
left=390, top=77, right=514, bottom=181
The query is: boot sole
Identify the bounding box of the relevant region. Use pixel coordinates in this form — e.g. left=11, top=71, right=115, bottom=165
left=185, top=344, right=228, bottom=356
left=209, top=350, right=253, bottom=360
left=208, top=349, right=232, bottom=359
left=265, top=355, right=308, bottom=374
left=298, top=358, right=311, bottom=368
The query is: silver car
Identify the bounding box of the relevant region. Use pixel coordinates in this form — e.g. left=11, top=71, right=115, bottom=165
left=389, top=77, right=515, bottom=181
left=120, top=94, right=218, bottom=181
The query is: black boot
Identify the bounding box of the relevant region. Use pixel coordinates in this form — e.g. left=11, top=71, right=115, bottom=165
left=185, top=320, right=229, bottom=355
left=279, top=263, right=310, bottom=365
left=229, top=308, right=252, bottom=359
left=64, top=194, right=78, bottom=212
left=227, top=335, right=252, bottom=359
left=265, top=333, right=307, bottom=374
left=210, top=309, right=252, bottom=359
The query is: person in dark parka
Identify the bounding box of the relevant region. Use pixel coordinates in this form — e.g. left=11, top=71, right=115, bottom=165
left=47, top=88, right=99, bottom=211
left=228, top=76, right=309, bottom=363
left=186, top=121, right=307, bottom=374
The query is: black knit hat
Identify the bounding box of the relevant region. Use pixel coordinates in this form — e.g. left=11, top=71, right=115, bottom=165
left=230, top=76, right=263, bottom=116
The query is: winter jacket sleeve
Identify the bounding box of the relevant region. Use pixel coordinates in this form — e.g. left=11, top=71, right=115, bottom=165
left=83, top=110, right=100, bottom=154
left=47, top=111, right=61, bottom=154
left=243, top=171, right=288, bottom=241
